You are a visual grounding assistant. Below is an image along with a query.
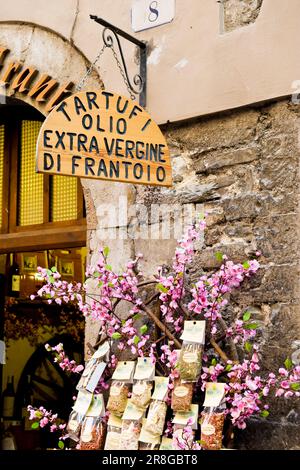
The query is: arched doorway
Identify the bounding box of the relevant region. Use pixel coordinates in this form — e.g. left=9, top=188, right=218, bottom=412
left=0, top=98, right=86, bottom=449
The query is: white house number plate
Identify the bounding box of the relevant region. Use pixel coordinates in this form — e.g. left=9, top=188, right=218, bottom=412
left=131, top=0, right=175, bottom=32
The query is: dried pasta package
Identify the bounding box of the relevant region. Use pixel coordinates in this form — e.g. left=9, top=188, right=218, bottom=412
left=104, top=414, right=122, bottom=450
left=79, top=394, right=106, bottom=450
left=107, top=381, right=129, bottom=415
left=171, top=379, right=193, bottom=412
left=177, top=321, right=206, bottom=383
left=144, top=400, right=167, bottom=435
left=138, top=418, right=161, bottom=450
left=131, top=381, right=152, bottom=409
left=131, top=357, right=155, bottom=409
left=120, top=420, right=142, bottom=450
left=200, top=382, right=226, bottom=450
left=67, top=389, right=93, bottom=441
left=120, top=401, right=144, bottom=450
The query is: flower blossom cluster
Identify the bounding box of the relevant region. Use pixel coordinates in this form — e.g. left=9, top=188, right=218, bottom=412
left=27, top=405, right=66, bottom=434
left=45, top=343, right=84, bottom=374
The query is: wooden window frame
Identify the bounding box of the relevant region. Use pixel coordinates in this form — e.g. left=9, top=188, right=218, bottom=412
left=0, top=114, right=86, bottom=253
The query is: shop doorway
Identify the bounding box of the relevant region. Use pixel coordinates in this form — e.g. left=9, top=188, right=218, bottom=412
left=0, top=99, right=87, bottom=449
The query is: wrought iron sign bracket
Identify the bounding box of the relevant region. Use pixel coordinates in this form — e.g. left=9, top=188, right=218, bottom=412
left=90, top=15, right=147, bottom=108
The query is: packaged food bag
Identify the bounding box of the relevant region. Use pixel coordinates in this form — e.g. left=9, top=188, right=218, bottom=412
left=79, top=394, right=106, bottom=450
left=138, top=418, right=161, bottom=450
left=120, top=401, right=144, bottom=450
left=171, top=379, right=193, bottom=412
left=107, top=381, right=129, bottom=415
left=104, top=414, right=122, bottom=450
left=67, top=389, right=93, bottom=441
left=131, top=357, right=154, bottom=409
left=177, top=321, right=206, bottom=382
left=200, top=382, right=226, bottom=450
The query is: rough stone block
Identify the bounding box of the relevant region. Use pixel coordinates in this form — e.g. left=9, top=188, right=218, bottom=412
left=254, top=215, right=298, bottom=264
left=194, top=147, right=258, bottom=173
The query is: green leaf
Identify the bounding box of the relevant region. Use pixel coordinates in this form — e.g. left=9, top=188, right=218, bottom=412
left=243, top=261, right=250, bottom=269
left=132, top=313, right=141, bottom=321
left=133, top=335, right=140, bottom=345
left=108, top=282, right=115, bottom=288
left=260, top=410, right=269, bottom=418
left=291, top=382, right=300, bottom=391
left=48, top=276, right=55, bottom=283
left=245, top=341, right=253, bottom=353
left=140, top=325, right=148, bottom=335
left=243, top=311, right=251, bottom=322
left=58, top=440, right=65, bottom=450
left=284, top=358, right=293, bottom=370
left=31, top=422, right=39, bottom=429
left=46, top=269, right=52, bottom=276
left=51, top=266, right=57, bottom=273
left=111, top=332, right=122, bottom=340
left=211, top=358, right=217, bottom=366
left=244, top=322, right=259, bottom=330
left=156, top=283, right=168, bottom=293
left=105, top=264, right=112, bottom=271
left=97, top=281, right=103, bottom=288
left=199, top=213, right=205, bottom=221
left=215, top=251, right=223, bottom=263
left=103, top=246, right=110, bottom=258
left=225, top=364, right=232, bottom=372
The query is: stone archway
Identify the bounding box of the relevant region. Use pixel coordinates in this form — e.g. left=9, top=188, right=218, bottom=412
left=0, top=22, right=136, bottom=351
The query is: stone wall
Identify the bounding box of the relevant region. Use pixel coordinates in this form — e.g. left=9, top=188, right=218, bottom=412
left=86, top=98, right=300, bottom=449
left=222, top=0, right=264, bottom=32
left=139, top=99, right=300, bottom=449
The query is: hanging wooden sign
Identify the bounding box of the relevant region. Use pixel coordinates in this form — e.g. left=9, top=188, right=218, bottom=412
left=36, top=90, right=172, bottom=187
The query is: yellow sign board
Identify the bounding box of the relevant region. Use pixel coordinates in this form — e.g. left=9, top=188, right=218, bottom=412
left=36, top=90, right=172, bottom=187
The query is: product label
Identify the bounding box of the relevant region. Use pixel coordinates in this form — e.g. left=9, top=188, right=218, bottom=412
left=203, top=383, right=226, bottom=407
left=108, top=414, right=123, bottom=428
left=180, top=320, right=206, bottom=344
left=12, top=275, right=20, bottom=292
left=86, top=394, right=105, bottom=417
left=92, top=341, right=110, bottom=359
left=133, top=357, right=155, bottom=381
left=182, top=351, right=198, bottom=363
left=122, top=400, right=144, bottom=421
left=86, top=362, right=107, bottom=393
left=174, top=385, right=189, bottom=398
left=139, top=419, right=160, bottom=444
left=105, top=431, right=120, bottom=450
left=173, top=404, right=199, bottom=430
left=73, top=390, right=93, bottom=415
left=201, top=424, right=216, bottom=436
left=151, top=377, right=169, bottom=401
left=3, top=397, right=14, bottom=417
left=112, top=361, right=135, bottom=382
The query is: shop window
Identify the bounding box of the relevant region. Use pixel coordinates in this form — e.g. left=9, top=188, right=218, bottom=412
left=0, top=109, right=86, bottom=251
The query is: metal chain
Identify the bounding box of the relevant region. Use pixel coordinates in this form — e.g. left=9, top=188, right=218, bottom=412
left=108, top=45, right=136, bottom=101
left=75, top=40, right=136, bottom=101
left=75, top=43, right=107, bottom=92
